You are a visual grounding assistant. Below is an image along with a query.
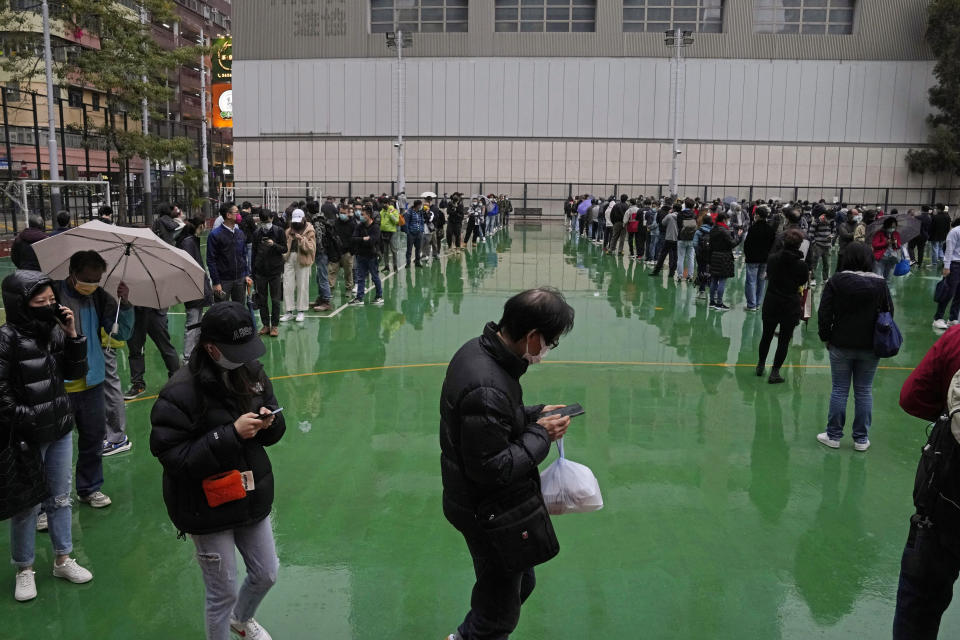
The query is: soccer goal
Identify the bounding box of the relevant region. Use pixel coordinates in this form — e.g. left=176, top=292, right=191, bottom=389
left=1, top=178, right=111, bottom=232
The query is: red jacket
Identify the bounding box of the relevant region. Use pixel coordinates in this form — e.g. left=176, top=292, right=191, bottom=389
left=900, top=326, right=960, bottom=422
left=872, top=230, right=902, bottom=261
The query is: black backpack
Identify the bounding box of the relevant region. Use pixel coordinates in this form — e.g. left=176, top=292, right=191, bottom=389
left=913, top=400, right=960, bottom=530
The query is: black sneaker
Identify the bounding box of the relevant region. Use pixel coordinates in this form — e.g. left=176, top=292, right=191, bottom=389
left=347, top=298, right=364, bottom=306
left=715, top=303, right=731, bottom=311
left=123, top=384, right=145, bottom=401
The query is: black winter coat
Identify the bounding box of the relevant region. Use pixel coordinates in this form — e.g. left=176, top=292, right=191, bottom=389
left=0, top=270, right=86, bottom=447
left=763, top=249, right=809, bottom=323
left=11, top=228, right=47, bottom=271
left=149, top=360, right=285, bottom=535
left=818, top=271, right=892, bottom=351
left=743, top=221, right=776, bottom=264
left=352, top=220, right=381, bottom=258
left=931, top=212, right=951, bottom=243
left=448, top=202, right=464, bottom=226
left=176, top=234, right=214, bottom=309
left=708, top=225, right=739, bottom=279
left=251, top=225, right=288, bottom=279
left=439, top=322, right=549, bottom=521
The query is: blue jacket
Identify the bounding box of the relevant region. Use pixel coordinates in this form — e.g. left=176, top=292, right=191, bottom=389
left=406, top=209, right=425, bottom=235
left=693, top=223, right=714, bottom=248
left=53, top=280, right=134, bottom=391
left=206, top=224, right=249, bottom=285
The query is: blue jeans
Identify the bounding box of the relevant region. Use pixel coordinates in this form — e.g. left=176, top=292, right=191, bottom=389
left=710, top=277, right=727, bottom=303
left=677, top=240, right=695, bottom=277
left=646, top=233, right=661, bottom=261
left=826, top=346, right=879, bottom=442
left=315, top=253, right=331, bottom=302
left=69, top=384, right=106, bottom=497
left=930, top=241, right=945, bottom=265
left=355, top=255, right=382, bottom=298
left=745, top=263, right=767, bottom=309
left=893, top=520, right=960, bottom=640
left=10, top=431, right=74, bottom=567
left=193, top=516, right=278, bottom=640
left=935, top=261, right=960, bottom=321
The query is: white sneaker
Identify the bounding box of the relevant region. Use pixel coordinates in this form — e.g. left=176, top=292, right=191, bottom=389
left=14, top=569, right=36, bottom=602
left=810, top=280, right=817, bottom=287
left=230, top=618, right=272, bottom=640
left=351, top=285, right=358, bottom=294
left=36, top=512, right=47, bottom=532
left=52, top=558, right=93, bottom=584
left=77, top=491, right=111, bottom=508
left=817, top=432, right=840, bottom=449
left=373, top=297, right=384, bottom=306
left=295, top=312, right=305, bottom=323
left=933, top=319, right=950, bottom=330
left=278, top=313, right=293, bottom=322
left=854, top=439, right=871, bottom=452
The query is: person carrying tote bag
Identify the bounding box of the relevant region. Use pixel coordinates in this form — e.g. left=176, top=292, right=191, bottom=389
left=817, top=242, right=894, bottom=452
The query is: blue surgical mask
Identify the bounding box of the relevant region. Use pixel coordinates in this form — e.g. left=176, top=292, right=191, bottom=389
left=338, top=213, right=348, bottom=221
left=354, top=211, right=362, bottom=219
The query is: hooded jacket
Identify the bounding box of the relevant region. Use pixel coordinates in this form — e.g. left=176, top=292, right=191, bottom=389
left=0, top=271, right=87, bottom=446
left=149, top=359, right=285, bottom=536
left=763, top=248, right=809, bottom=322
left=440, top=322, right=550, bottom=516
left=818, top=270, right=893, bottom=350
left=11, top=227, right=48, bottom=271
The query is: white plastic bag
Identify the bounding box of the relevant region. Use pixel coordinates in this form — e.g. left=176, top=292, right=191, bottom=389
left=540, top=439, right=603, bottom=515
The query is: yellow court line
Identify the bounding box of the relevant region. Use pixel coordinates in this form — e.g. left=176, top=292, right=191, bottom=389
left=123, top=359, right=914, bottom=404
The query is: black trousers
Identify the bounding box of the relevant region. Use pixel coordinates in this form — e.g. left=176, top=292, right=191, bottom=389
left=447, top=222, right=462, bottom=248
left=653, top=240, right=678, bottom=275
left=128, top=307, right=180, bottom=386
left=758, top=314, right=798, bottom=370
left=893, top=519, right=960, bottom=640
left=908, top=237, right=928, bottom=267
left=255, top=274, right=283, bottom=327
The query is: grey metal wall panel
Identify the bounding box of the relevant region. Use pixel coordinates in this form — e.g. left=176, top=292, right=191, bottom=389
left=235, top=0, right=932, bottom=63
left=234, top=57, right=936, bottom=145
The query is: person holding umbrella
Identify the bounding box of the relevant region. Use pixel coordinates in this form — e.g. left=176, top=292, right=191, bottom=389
left=53, top=251, right=134, bottom=509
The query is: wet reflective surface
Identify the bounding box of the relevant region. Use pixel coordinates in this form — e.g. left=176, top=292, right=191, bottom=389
left=1, top=223, right=955, bottom=638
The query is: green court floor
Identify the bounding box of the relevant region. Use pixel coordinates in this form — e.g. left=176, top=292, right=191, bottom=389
left=0, top=222, right=953, bottom=639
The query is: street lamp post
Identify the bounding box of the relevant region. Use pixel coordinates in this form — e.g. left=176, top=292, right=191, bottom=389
left=665, top=28, right=693, bottom=199
left=40, top=0, right=62, bottom=212
left=140, top=3, right=153, bottom=226
left=199, top=28, right=210, bottom=217
left=386, top=29, right=412, bottom=210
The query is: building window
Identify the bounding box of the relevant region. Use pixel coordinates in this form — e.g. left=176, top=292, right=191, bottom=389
left=754, top=0, right=854, bottom=35
left=4, top=82, right=20, bottom=103
left=68, top=88, right=83, bottom=108
left=494, top=0, right=596, bottom=33
left=370, top=0, right=469, bottom=34
left=622, top=1, right=723, bottom=33
left=92, top=92, right=100, bottom=112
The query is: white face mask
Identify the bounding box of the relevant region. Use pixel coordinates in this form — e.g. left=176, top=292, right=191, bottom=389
left=522, top=333, right=552, bottom=365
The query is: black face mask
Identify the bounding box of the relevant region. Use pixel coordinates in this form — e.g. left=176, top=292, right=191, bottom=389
left=29, top=303, right=59, bottom=324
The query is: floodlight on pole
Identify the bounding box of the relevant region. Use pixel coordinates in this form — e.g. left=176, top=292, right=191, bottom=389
left=664, top=28, right=693, bottom=199
left=386, top=25, right=412, bottom=210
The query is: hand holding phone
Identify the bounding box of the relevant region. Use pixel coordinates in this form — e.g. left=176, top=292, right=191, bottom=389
left=541, top=403, right=585, bottom=419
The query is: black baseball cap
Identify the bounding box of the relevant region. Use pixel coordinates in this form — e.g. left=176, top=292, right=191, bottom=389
left=198, top=302, right=265, bottom=363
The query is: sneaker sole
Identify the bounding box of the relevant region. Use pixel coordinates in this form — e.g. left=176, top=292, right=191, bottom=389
left=103, top=443, right=132, bottom=457
left=53, top=570, right=92, bottom=584
left=817, top=438, right=840, bottom=449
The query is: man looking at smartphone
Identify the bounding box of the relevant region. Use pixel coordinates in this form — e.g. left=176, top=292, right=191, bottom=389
left=439, top=287, right=575, bottom=640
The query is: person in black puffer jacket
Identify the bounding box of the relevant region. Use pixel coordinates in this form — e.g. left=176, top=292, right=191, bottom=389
left=757, top=229, right=810, bottom=384
left=251, top=209, right=288, bottom=335
left=1, top=270, right=89, bottom=601
left=816, top=242, right=892, bottom=451
left=150, top=302, right=285, bottom=640
left=708, top=211, right=741, bottom=310
left=440, top=288, right=575, bottom=640
left=176, top=217, right=214, bottom=364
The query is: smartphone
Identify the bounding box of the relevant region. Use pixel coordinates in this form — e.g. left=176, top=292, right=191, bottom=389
left=55, top=306, right=69, bottom=324
left=268, top=407, right=284, bottom=415
left=541, top=403, right=584, bottom=419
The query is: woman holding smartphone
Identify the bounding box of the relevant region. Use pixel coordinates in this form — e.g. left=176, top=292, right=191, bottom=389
left=1, top=270, right=89, bottom=602
left=150, top=302, right=286, bottom=640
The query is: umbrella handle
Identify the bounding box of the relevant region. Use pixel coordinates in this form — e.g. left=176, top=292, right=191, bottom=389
left=107, top=253, right=129, bottom=350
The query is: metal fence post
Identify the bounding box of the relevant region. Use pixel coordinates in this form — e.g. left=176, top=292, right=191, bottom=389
left=884, top=187, right=889, bottom=210
left=348, top=181, right=352, bottom=198
left=932, top=188, right=938, bottom=206
left=434, top=180, right=439, bottom=197
left=703, top=185, right=708, bottom=201
left=839, top=187, right=844, bottom=204
left=793, top=186, right=799, bottom=202
left=748, top=185, right=753, bottom=202
left=568, top=183, right=572, bottom=199
left=30, top=93, right=42, bottom=214
left=305, top=180, right=309, bottom=201
left=523, top=182, right=528, bottom=209
left=2, top=89, right=18, bottom=233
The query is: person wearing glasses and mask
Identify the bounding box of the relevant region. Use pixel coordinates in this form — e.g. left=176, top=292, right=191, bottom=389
left=53, top=250, right=133, bottom=509
left=439, top=288, right=575, bottom=640
left=150, top=302, right=285, bottom=640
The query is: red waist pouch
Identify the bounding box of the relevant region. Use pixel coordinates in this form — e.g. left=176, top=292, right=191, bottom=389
left=202, top=470, right=246, bottom=508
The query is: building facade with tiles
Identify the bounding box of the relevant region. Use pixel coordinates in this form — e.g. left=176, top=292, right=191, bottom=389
left=233, top=0, right=958, bottom=205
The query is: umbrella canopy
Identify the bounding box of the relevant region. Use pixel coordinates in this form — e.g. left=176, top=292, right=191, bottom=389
left=723, top=196, right=738, bottom=205
left=32, top=220, right=206, bottom=309
left=864, top=213, right=921, bottom=246
left=420, top=191, right=437, bottom=199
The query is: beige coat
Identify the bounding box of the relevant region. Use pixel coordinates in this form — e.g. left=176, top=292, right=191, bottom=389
left=285, top=222, right=316, bottom=267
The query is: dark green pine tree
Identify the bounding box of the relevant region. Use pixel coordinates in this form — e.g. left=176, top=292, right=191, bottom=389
left=907, top=0, right=960, bottom=177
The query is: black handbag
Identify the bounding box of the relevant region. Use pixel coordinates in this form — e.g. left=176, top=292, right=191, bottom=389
left=475, top=480, right=560, bottom=573
left=0, top=427, right=48, bottom=521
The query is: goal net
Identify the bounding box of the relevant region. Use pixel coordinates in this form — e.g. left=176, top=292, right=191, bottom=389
left=0, top=179, right=112, bottom=234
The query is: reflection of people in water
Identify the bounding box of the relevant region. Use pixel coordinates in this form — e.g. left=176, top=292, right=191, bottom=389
left=793, top=455, right=874, bottom=625
left=749, top=391, right=790, bottom=523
